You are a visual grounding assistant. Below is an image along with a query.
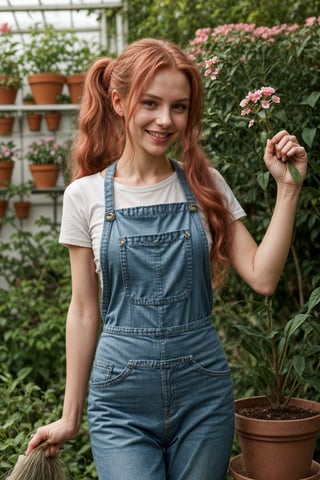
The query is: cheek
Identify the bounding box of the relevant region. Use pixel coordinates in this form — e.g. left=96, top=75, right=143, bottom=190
left=134, top=111, right=152, bottom=127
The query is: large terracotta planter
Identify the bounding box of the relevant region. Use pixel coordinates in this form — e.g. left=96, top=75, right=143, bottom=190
left=29, top=164, right=60, bottom=188
left=27, top=73, right=66, bottom=104
left=0, top=160, right=14, bottom=187
left=235, top=396, right=320, bottom=480
left=66, top=73, right=85, bottom=103
left=229, top=455, right=320, bottom=480
left=0, top=117, right=14, bottom=136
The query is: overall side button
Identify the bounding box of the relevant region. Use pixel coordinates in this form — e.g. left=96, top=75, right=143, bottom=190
left=105, top=211, right=116, bottom=221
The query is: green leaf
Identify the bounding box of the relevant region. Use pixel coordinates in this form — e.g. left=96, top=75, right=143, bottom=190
left=257, top=171, right=270, bottom=191
left=292, top=355, right=305, bottom=376
left=302, top=128, right=317, bottom=148
left=306, top=91, right=320, bottom=108
left=284, top=313, right=309, bottom=339
left=288, top=163, right=302, bottom=185
left=307, top=287, right=320, bottom=313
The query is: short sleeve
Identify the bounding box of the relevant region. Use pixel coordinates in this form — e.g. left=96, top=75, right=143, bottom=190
left=211, top=168, right=246, bottom=221
left=59, top=181, right=92, bottom=247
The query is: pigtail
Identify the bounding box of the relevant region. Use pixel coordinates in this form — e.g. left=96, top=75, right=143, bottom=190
left=71, top=58, right=124, bottom=179
left=182, top=132, right=233, bottom=287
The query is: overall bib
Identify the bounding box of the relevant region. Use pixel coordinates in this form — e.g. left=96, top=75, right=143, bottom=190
left=88, top=160, right=234, bottom=480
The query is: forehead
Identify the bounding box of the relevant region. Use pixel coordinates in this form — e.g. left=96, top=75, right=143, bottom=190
left=144, top=68, right=190, bottom=99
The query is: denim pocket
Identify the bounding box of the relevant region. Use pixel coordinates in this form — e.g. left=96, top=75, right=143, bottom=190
left=190, top=357, right=231, bottom=377
left=119, top=229, right=193, bottom=305
left=90, top=360, right=133, bottom=389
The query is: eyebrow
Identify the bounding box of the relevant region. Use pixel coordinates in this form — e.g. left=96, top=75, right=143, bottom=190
left=142, top=93, right=190, bottom=103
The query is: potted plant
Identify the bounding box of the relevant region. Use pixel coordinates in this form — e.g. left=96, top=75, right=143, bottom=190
left=63, top=33, right=100, bottom=103
left=44, top=94, right=70, bottom=132
left=23, top=24, right=67, bottom=104
left=0, top=23, right=23, bottom=104
left=8, top=181, right=33, bottom=219
left=25, top=136, right=69, bottom=188
left=23, top=93, right=42, bottom=132
left=0, top=111, right=15, bottom=136
left=0, top=140, right=19, bottom=187
left=229, top=288, right=320, bottom=480
left=0, top=187, right=9, bottom=218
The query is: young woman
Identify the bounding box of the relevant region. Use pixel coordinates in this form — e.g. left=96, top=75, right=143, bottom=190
left=26, top=38, right=308, bottom=479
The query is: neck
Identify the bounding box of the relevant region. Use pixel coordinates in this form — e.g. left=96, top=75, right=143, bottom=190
left=115, top=156, right=174, bottom=186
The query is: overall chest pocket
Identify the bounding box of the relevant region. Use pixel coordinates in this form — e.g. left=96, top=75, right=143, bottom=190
left=119, top=229, right=193, bottom=305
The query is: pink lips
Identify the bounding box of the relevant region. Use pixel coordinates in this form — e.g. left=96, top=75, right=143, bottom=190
left=146, top=130, right=172, bottom=143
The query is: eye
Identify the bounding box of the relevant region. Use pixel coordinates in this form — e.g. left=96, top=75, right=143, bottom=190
left=142, top=99, right=156, bottom=108
left=172, top=103, right=188, bottom=112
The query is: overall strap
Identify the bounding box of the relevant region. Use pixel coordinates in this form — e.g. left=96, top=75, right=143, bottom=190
left=100, top=161, right=117, bottom=320
left=104, top=161, right=117, bottom=212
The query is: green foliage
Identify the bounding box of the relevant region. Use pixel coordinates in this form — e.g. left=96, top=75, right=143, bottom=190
left=23, top=24, right=70, bottom=74
left=234, top=290, right=320, bottom=409
left=126, top=0, right=320, bottom=46
left=0, top=23, right=23, bottom=88
left=192, top=19, right=320, bottom=309
left=0, top=219, right=97, bottom=478
left=62, top=33, right=101, bottom=75
left=2, top=7, right=320, bottom=475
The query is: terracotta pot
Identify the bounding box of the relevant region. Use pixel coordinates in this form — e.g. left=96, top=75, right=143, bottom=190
left=26, top=113, right=42, bottom=132
left=0, top=117, right=15, bottom=136
left=13, top=201, right=31, bottom=219
left=0, top=160, right=14, bottom=187
left=29, top=164, right=60, bottom=188
left=0, top=199, right=8, bottom=217
left=229, top=455, right=320, bottom=480
left=27, top=73, right=66, bottom=104
left=0, top=83, right=18, bottom=104
left=44, top=112, right=61, bottom=131
left=66, top=73, right=85, bottom=103
left=235, top=396, right=320, bottom=480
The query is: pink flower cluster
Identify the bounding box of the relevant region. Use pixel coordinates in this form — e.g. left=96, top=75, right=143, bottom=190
left=0, top=23, right=11, bottom=34
left=0, top=141, right=19, bottom=162
left=240, top=87, right=280, bottom=128
left=305, top=16, right=320, bottom=26
left=190, top=21, right=303, bottom=47
left=190, top=28, right=212, bottom=45
left=204, top=56, right=221, bottom=80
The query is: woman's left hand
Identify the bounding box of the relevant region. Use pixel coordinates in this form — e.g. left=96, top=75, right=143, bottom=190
left=264, top=130, right=308, bottom=186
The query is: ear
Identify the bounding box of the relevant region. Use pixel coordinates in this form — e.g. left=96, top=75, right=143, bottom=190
left=111, top=89, right=124, bottom=117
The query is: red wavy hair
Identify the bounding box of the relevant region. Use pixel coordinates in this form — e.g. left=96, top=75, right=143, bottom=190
left=71, top=38, right=233, bottom=285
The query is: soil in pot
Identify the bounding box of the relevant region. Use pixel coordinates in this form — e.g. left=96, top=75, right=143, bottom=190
left=235, top=397, right=320, bottom=480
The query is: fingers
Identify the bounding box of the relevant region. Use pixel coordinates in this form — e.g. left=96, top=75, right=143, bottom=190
left=270, top=132, right=296, bottom=162
left=26, top=429, right=60, bottom=457
left=268, top=130, right=307, bottom=162
left=44, top=443, right=61, bottom=457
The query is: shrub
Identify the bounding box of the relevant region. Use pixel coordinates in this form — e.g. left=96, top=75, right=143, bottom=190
left=188, top=18, right=320, bottom=311
left=0, top=219, right=97, bottom=478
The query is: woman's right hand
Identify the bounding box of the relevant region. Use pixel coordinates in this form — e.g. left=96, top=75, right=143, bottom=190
left=25, top=418, right=78, bottom=457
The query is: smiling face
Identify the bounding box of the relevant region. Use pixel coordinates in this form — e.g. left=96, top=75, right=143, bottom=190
left=113, top=68, right=191, bottom=163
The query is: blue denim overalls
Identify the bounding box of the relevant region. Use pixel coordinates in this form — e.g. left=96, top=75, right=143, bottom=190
left=88, top=160, right=234, bottom=480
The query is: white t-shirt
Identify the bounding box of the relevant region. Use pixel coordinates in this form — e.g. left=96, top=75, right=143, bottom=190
left=59, top=168, right=245, bottom=280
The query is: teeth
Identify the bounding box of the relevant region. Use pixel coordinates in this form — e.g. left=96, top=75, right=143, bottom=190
left=149, top=131, right=168, bottom=138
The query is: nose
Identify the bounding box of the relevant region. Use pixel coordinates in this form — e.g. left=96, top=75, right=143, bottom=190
left=156, top=106, right=172, bottom=128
